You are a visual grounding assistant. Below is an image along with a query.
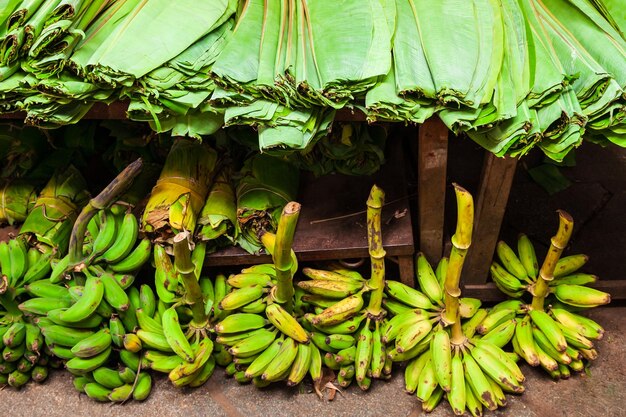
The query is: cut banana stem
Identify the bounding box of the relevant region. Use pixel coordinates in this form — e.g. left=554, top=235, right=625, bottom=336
left=365, top=184, right=386, bottom=317
left=173, top=231, right=207, bottom=325
left=269, top=202, right=301, bottom=312
left=68, top=158, right=143, bottom=267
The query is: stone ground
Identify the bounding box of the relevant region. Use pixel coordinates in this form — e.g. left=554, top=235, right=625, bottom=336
left=1, top=137, right=624, bottom=416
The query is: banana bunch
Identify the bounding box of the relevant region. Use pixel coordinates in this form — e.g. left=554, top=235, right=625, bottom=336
left=214, top=298, right=317, bottom=388
left=65, top=207, right=152, bottom=276
left=400, top=308, right=525, bottom=416
left=491, top=236, right=611, bottom=307
left=0, top=318, right=52, bottom=388
left=0, top=236, right=54, bottom=294
left=487, top=228, right=610, bottom=378
left=382, top=254, right=482, bottom=362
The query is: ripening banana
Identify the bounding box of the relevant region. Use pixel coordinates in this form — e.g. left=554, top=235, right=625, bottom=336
left=162, top=307, right=195, bottom=362
left=98, top=213, right=139, bottom=264
left=265, top=303, right=309, bottom=343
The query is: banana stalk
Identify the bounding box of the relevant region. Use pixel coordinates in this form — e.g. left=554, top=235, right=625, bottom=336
left=173, top=231, right=207, bottom=327
left=266, top=202, right=301, bottom=313
left=443, top=185, right=474, bottom=340
left=531, top=211, right=574, bottom=311
left=67, top=158, right=143, bottom=268
left=365, top=184, right=386, bottom=318
left=196, top=167, right=237, bottom=249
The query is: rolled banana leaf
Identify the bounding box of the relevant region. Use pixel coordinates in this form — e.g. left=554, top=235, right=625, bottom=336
left=0, top=180, right=38, bottom=225
left=235, top=154, right=299, bottom=254
left=196, top=166, right=237, bottom=250
left=19, top=165, right=90, bottom=251
left=290, top=123, right=387, bottom=176
left=141, top=138, right=218, bottom=241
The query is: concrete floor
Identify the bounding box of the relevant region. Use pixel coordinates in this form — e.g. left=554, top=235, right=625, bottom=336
left=0, top=307, right=623, bottom=417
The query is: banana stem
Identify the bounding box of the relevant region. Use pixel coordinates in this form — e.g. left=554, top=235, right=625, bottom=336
left=531, top=210, right=574, bottom=311
left=366, top=185, right=386, bottom=318
left=269, top=202, right=301, bottom=313
left=68, top=158, right=143, bottom=267
left=443, top=184, right=474, bottom=325
left=173, top=231, right=207, bottom=325
left=450, top=316, right=465, bottom=346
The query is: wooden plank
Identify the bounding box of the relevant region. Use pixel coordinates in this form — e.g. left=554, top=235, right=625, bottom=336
left=397, top=255, right=415, bottom=287
left=463, top=153, right=518, bottom=285
left=417, top=117, right=448, bottom=263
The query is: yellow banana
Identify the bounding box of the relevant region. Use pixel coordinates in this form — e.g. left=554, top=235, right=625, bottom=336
left=265, top=303, right=309, bottom=343
left=552, top=284, right=611, bottom=308
left=553, top=254, right=588, bottom=278
left=529, top=309, right=567, bottom=352
left=514, top=315, right=540, bottom=366
left=310, top=292, right=364, bottom=326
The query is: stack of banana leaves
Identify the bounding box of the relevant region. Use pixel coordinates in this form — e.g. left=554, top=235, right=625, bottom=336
left=0, top=0, right=624, bottom=160
left=287, top=122, right=387, bottom=176
left=235, top=153, right=299, bottom=254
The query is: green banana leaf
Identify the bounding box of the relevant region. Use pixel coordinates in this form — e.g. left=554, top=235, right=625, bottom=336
left=0, top=180, right=38, bottom=225
left=19, top=165, right=90, bottom=251
left=196, top=167, right=238, bottom=250
left=235, top=153, right=299, bottom=254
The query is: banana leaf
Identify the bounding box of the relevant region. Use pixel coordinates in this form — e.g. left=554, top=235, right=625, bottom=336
left=0, top=124, right=49, bottom=178
left=589, top=0, right=625, bottom=40
left=196, top=166, right=238, bottom=250
left=19, top=164, right=89, bottom=251
left=235, top=153, right=299, bottom=254
left=92, top=0, right=237, bottom=82
left=289, top=123, right=387, bottom=176
left=141, top=138, right=218, bottom=240
left=0, top=180, right=38, bottom=225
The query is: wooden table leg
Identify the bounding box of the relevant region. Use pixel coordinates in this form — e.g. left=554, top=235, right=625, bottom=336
left=464, top=153, right=518, bottom=285
left=418, top=117, right=449, bottom=264
left=397, top=255, right=415, bottom=287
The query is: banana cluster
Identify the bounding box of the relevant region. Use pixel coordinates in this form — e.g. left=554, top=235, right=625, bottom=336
left=214, top=265, right=318, bottom=387
left=487, top=234, right=609, bottom=378
left=383, top=255, right=482, bottom=362
left=0, top=319, right=51, bottom=388
left=0, top=237, right=54, bottom=292
left=491, top=236, right=611, bottom=308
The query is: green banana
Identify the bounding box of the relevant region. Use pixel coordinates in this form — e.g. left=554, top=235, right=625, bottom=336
left=517, top=233, right=538, bottom=279
left=550, top=308, right=604, bottom=340
left=119, top=350, right=142, bottom=372
left=369, top=322, right=385, bottom=378
left=108, top=384, right=134, bottom=402
left=463, top=351, right=498, bottom=411
left=89, top=210, right=118, bottom=261
left=262, top=337, right=298, bottom=382
left=109, top=238, right=152, bottom=273
left=139, top=284, right=157, bottom=318
left=240, top=298, right=267, bottom=314
left=470, top=343, right=524, bottom=393
left=529, top=309, right=568, bottom=352
left=187, top=358, right=216, bottom=389
left=109, top=315, right=125, bottom=348
left=385, top=281, right=434, bottom=309
left=354, top=321, right=373, bottom=384
left=59, top=274, right=104, bottom=323
left=229, top=329, right=277, bottom=358
left=71, top=328, right=112, bottom=358
left=265, top=303, right=309, bottom=343
left=459, top=298, right=482, bottom=319
left=476, top=308, right=516, bottom=335
left=430, top=328, right=452, bottom=392
left=310, top=292, right=364, bottom=326
left=96, top=270, right=130, bottom=312
left=19, top=297, right=72, bottom=315
left=228, top=273, right=273, bottom=288
left=137, top=330, right=174, bottom=353
left=3, top=344, right=26, bottom=362
left=8, top=370, right=30, bottom=388
left=133, top=372, right=152, bottom=400
left=23, top=251, right=53, bottom=285
left=297, top=279, right=364, bottom=299
left=24, top=281, right=69, bottom=299
left=136, top=308, right=163, bottom=334
left=162, top=307, right=194, bottom=362
left=66, top=347, right=112, bottom=375
left=84, top=382, right=113, bottom=401
left=118, top=367, right=137, bottom=384
left=2, top=322, right=25, bottom=348
left=25, top=323, right=43, bottom=353
left=481, top=318, right=517, bottom=348
left=169, top=338, right=214, bottom=381
left=287, top=342, right=312, bottom=386
left=146, top=351, right=184, bottom=373
left=220, top=285, right=266, bottom=311
left=245, top=337, right=284, bottom=379
left=382, top=309, right=429, bottom=343
left=514, top=315, right=540, bottom=366
left=31, top=365, right=48, bottom=383
left=416, top=252, right=444, bottom=306
left=395, top=319, right=432, bottom=353
left=404, top=351, right=430, bottom=393
left=554, top=254, right=589, bottom=278
left=448, top=353, right=466, bottom=415
left=550, top=273, right=598, bottom=286
left=416, top=357, right=438, bottom=402
left=93, top=367, right=126, bottom=389
left=552, top=284, right=611, bottom=308
left=9, top=238, right=28, bottom=285
left=496, top=240, right=528, bottom=281
left=99, top=213, right=139, bottom=264
left=41, top=325, right=95, bottom=347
